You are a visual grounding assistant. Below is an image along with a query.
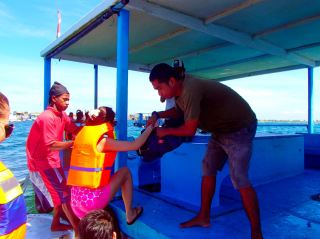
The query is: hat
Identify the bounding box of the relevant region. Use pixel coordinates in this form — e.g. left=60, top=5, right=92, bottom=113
left=49, top=81, right=69, bottom=97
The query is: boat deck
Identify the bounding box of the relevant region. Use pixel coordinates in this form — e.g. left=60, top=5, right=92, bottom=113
left=110, top=169, right=320, bottom=239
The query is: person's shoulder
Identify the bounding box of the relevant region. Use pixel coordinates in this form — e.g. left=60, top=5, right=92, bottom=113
left=185, top=74, right=206, bottom=81
left=61, top=111, right=70, bottom=120
left=182, top=76, right=204, bottom=93
left=187, top=75, right=227, bottom=92
left=36, top=109, right=56, bottom=123
left=184, top=75, right=207, bottom=86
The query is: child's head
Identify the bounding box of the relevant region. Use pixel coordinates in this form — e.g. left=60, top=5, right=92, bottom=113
left=79, top=209, right=117, bottom=239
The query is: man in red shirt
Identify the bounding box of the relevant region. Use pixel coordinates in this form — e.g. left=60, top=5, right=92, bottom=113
left=26, top=81, right=79, bottom=236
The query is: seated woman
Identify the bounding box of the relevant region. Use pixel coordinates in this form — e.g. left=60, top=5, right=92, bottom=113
left=67, top=106, right=154, bottom=225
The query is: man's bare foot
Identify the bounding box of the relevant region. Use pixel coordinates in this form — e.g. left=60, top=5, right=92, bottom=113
left=51, top=223, right=73, bottom=231
left=251, top=231, right=263, bottom=239
left=180, top=216, right=210, bottom=228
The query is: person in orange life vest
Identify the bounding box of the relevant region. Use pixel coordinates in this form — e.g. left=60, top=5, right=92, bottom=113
left=0, top=92, right=27, bottom=239
left=26, top=82, right=81, bottom=236
left=67, top=106, right=154, bottom=225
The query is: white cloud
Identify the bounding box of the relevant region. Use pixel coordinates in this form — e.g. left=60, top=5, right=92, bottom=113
left=0, top=7, right=13, bottom=19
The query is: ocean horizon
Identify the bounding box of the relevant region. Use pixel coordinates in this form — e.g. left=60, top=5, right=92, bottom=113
left=0, top=120, right=319, bottom=213
left=1, top=119, right=319, bottom=180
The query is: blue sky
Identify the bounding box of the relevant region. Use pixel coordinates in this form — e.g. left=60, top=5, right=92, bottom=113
left=1, top=1, right=319, bottom=120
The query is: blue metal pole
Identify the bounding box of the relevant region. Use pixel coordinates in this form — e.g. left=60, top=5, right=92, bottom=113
left=44, top=57, right=51, bottom=110
left=94, top=64, right=98, bottom=108
left=308, top=67, right=314, bottom=134
left=115, top=9, right=129, bottom=169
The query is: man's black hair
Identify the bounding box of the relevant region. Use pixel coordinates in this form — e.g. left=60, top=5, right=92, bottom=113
left=149, top=63, right=180, bottom=83
left=79, top=209, right=116, bottom=239
left=48, top=81, right=69, bottom=105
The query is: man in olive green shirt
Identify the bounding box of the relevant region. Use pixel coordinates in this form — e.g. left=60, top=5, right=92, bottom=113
left=148, top=63, right=263, bottom=239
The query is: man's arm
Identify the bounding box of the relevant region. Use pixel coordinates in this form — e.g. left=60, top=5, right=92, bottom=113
left=157, top=107, right=181, bottom=119
left=98, top=125, right=154, bottom=152
left=147, top=107, right=181, bottom=126
left=156, top=119, right=198, bottom=137
left=50, top=141, right=73, bottom=151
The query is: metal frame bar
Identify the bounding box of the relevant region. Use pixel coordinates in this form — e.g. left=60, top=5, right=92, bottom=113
left=43, top=58, right=51, bottom=110
left=45, top=0, right=128, bottom=58
left=128, top=0, right=315, bottom=66
left=205, top=0, right=264, bottom=24
left=308, top=67, right=314, bottom=134
left=115, top=9, right=130, bottom=169
left=94, top=64, right=98, bottom=108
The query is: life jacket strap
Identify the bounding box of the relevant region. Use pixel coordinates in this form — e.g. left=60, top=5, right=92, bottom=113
left=0, top=169, right=23, bottom=204
left=69, top=165, right=113, bottom=172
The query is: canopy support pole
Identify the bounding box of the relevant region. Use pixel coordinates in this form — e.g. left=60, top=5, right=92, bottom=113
left=115, top=9, right=129, bottom=169
left=94, top=64, right=98, bottom=108
left=308, top=67, right=314, bottom=134
left=44, top=57, right=51, bottom=110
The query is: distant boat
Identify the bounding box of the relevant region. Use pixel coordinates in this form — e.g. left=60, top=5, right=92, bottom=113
left=9, top=113, right=18, bottom=122
left=132, top=113, right=150, bottom=127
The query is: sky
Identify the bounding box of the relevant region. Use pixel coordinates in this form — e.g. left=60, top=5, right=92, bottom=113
left=1, top=0, right=319, bottom=120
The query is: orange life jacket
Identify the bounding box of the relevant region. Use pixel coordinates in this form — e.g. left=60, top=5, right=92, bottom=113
left=67, top=123, right=117, bottom=189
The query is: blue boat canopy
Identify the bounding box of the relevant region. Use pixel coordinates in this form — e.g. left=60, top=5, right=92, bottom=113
left=41, top=0, right=320, bottom=81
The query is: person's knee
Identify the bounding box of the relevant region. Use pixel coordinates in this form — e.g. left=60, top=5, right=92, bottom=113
left=230, top=173, right=251, bottom=190
left=118, top=167, right=131, bottom=180
left=120, top=167, right=130, bottom=175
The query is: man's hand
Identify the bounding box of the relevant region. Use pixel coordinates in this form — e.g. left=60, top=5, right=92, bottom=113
left=147, top=111, right=160, bottom=127
left=155, top=127, right=168, bottom=138
left=146, top=114, right=157, bottom=127
left=155, top=119, right=198, bottom=138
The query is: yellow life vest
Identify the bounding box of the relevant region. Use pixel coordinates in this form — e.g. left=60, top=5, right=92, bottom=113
left=0, top=161, right=27, bottom=238
left=0, top=161, right=23, bottom=204
left=67, top=123, right=117, bottom=189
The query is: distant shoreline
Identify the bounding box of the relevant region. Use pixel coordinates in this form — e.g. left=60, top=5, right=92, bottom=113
left=11, top=112, right=319, bottom=123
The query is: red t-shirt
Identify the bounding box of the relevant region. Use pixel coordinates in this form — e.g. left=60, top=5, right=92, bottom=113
left=26, top=107, right=77, bottom=171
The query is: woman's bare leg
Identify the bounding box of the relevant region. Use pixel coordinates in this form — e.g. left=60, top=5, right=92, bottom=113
left=108, top=167, right=141, bottom=222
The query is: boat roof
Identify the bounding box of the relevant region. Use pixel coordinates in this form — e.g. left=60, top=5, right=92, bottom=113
left=41, top=0, right=320, bottom=81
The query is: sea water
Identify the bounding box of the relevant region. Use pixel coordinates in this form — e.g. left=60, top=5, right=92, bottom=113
left=0, top=120, right=319, bottom=212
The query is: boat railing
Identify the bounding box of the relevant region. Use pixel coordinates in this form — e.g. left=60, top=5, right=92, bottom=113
left=19, top=174, right=31, bottom=193
left=258, top=123, right=308, bottom=127
left=257, top=122, right=309, bottom=134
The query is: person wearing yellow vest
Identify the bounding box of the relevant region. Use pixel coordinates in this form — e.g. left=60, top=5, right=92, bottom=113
left=67, top=106, right=154, bottom=225
left=0, top=92, right=27, bottom=239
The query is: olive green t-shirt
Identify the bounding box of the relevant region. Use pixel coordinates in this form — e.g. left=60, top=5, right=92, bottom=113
left=175, top=77, right=256, bottom=134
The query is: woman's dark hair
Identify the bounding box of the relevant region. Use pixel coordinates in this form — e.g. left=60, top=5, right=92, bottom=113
left=99, top=106, right=115, bottom=123
left=0, top=92, right=9, bottom=117
left=79, top=209, right=116, bottom=239
left=149, top=62, right=185, bottom=83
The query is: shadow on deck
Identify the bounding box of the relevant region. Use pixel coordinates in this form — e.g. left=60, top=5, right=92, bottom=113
left=110, top=170, right=320, bottom=239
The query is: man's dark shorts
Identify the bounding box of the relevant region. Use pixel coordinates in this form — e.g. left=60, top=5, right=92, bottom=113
left=202, top=121, right=257, bottom=189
